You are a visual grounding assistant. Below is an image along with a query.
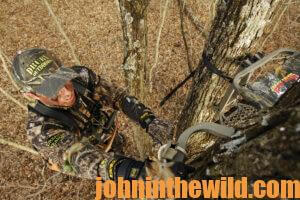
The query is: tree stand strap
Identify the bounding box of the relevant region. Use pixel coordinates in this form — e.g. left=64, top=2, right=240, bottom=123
left=160, top=70, right=196, bottom=106
left=202, top=53, right=234, bottom=83
left=160, top=53, right=233, bottom=107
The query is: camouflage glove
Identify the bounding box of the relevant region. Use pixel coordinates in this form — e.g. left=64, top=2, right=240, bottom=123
left=121, top=96, right=174, bottom=148
left=105, top=156, right=146, bottom=180
left=147, top=118, right=174, bottom=146
left=121, top=96, right=155, bottom=129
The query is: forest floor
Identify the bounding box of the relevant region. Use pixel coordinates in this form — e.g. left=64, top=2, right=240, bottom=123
left=0, top=0, right=299, bottom=199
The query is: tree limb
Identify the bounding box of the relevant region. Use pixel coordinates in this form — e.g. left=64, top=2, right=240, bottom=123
left=178, top=0, right=207, bottom=39
left=42, top=0, right=80, bottom=65
left=149, top=0, right=171, bottom=92
left=259, top=0, right=291, bottom=51
left=0, top=48, right=20, bottom=91
left=118, top=0, right=151, bottom=159
left=1, top=49, right=12, bottom=64
left=177, top=0, right=193, bottom=73
left=25, top=172, right=61, bottom=199
left=0, top=137, right=38, bottom=155
left=0, top=87, right=26, bottom=110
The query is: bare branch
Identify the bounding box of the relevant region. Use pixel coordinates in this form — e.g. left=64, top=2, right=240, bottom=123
left=210, top=0, right=218, bottom=24
left=1, top=49, right=12, bottom=64
left=149, top=0, right=171, bottom=92
left=0, top=137, right=38, bottom=155
left=42, top=0, right=80, bottom=65
left=178, top=0, right=207, bottom=39
left=0, top=48, right=20, bottom=91
left=260, top=0, right=291, bottom=51
left=0, top=48, right=32, bottom=101
left=114, top=0, right=120, bottom=13
left=177, top=0, right=193, bottom=73
left=25, top=172, right=61, bottom=199
left=0, top=87, right=27, bottom=110
left=63, top=0, right=70, bottom=7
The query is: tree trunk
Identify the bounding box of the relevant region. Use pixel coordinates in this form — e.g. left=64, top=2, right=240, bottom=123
left=117, top=0, right=151, bottom=159
left=191, top=82, right=300, bottom=181
left=117, top=0, right=149, bottom=100
left=177, top=0, right=284, bottom=150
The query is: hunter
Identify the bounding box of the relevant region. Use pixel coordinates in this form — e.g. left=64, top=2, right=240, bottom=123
left=11, top=48, right=187, bottom=180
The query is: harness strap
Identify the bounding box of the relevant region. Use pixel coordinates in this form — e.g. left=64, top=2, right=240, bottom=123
left=203, top=53, right=234, bottom=83
left=29, top=78, right=93, bottom=132
left=160, top=53, right=234, bottom=107
left=72, top=79, right=90, bottom=96
left=28, top=103, right=79, bottom=132
left=30, top=78, right=116, bottom=140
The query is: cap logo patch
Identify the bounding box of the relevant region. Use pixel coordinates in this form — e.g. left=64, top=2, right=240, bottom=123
left=25, top=55, right=53, bottom=76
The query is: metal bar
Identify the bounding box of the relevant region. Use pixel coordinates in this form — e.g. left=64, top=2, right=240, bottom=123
left=233, top=48, right=298, bottom=107
left=177, top=122, right=235, bottom=150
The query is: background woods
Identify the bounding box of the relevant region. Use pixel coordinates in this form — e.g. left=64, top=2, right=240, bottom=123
left=0, top=0, right=299, bottom=199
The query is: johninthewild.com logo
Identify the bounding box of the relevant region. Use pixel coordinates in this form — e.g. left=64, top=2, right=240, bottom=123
left=95, top=177, right=299, bottom=199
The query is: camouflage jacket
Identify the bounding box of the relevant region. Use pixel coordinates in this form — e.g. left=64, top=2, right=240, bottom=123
left=26, top=66, right=172, bottom=180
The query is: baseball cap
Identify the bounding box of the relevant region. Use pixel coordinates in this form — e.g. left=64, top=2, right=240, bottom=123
left=12, top=48, right=79, bottom=98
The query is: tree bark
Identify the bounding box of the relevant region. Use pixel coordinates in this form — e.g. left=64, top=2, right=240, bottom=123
left=177, top=0, right=283, bottom=150
left=117, top=0, right=151, bottom=159
left=117, top=0, right=149, bottom=100
left=191, top=82, right=300, bottom=181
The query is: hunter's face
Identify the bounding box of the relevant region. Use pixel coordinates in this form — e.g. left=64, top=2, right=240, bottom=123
left=35, top=81, right=76, bottom=107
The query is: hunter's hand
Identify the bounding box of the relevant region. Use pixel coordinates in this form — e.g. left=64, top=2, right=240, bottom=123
left=121, top=96, right=155, bottom=128
left=147, top=118, right=174, bottom=145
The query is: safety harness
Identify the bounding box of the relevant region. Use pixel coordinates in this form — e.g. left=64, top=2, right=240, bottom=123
left=28, top=78, right=115, bottom=145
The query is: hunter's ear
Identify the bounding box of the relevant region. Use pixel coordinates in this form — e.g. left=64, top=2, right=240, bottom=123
left=23, top=92, right=40, bottom=100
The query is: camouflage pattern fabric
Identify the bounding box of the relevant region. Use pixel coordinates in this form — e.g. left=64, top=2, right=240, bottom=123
left=26, top=66, right=173, bottom=180
left=147, top=118, right=174, bottom=154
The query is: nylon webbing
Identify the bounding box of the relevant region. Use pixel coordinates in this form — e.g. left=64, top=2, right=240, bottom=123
left=203, top=53, right=233, bottom=83
left=29, top=78, right=90, bottom=132
left=28, top=103, right=79, bottom=131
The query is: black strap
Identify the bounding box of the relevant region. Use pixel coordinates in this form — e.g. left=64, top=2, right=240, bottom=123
left=72, top=79, right=89, bottom=96
left=28, top=78, right=91, bottom=132
left=115, top=158, right=145, bottom=180
left=160, top=53, right=233, bottom=107
left=160, top=70, right=197, bottom=107
left=203, top=53, right=233, bottom=83
left=29, top=77, right=113, bottom=134
left=28, top=102, right=79, bottom=132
